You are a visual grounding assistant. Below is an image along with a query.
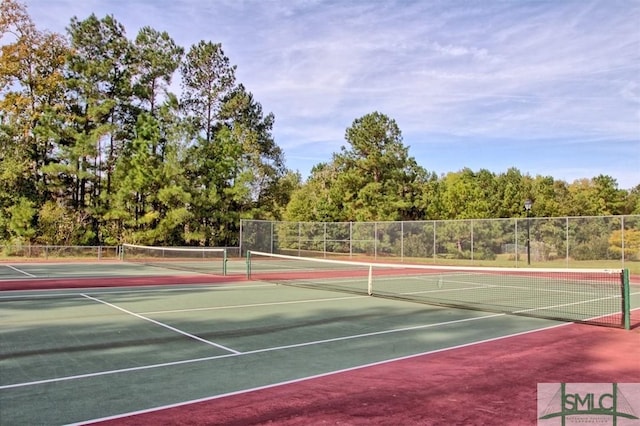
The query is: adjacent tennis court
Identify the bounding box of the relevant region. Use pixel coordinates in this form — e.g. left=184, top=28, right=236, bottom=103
left=1, top=256, right=639, bottom=425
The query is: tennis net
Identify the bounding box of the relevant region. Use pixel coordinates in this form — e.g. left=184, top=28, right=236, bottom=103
left=247, top=251, right=631, bottom=329
left=122, top=244, right=227, bottom=275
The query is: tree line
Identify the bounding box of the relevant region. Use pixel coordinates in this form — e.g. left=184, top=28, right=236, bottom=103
left=1, top=0, right=293, bottom=247
left=1, top=0, right=638, bottom=248
left=284, top=112, right=639, bottom=223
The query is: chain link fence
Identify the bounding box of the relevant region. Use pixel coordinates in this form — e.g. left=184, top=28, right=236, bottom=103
left=0, top=245, right=242, bottom=261
left=0, top=245, right=121, bottom=260
left=240, top=215, right=640, bottom=270
left=2, top=217, right=638, bottom=270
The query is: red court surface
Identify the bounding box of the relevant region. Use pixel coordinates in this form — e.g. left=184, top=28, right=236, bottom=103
left=90, top=321, right=639, bottom=426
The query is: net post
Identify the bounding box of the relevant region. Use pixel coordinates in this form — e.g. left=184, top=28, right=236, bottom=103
left=622, top=268, right=630, bottom=330
left=246, top=250, right=252, bottom=279
left=367, top=265, right=373, bottom=295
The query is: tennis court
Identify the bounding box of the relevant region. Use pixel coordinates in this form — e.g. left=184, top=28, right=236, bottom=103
left=1, top=256, right=639, bottom=425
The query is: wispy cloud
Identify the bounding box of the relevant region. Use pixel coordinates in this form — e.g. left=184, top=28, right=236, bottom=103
left=22, top=0, right=640, bottom=188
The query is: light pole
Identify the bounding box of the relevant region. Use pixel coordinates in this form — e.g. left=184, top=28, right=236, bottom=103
left=524, top=199, right=532, bottom=265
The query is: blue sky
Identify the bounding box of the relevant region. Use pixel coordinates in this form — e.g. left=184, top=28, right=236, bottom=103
left=23, top=0, right=640, bottom=189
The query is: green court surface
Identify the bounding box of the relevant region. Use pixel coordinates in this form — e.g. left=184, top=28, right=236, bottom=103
left=0, top=261, right=205, bottom=279
left=1, top=262, right=638, bottom=425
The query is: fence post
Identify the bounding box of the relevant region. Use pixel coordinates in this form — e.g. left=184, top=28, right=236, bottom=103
left=401, top=221, right=404, bottom=262
left=349, top=222, right=353, bottom=258
left=471, top=220, right=474, bottom=263
left=621, top=216, right=625, bottom=268
left=515, top=219, right=518, bottom=267
left=270, top=221, right=274, bottom=254
left=239, top=219, right=243, bottom=256
left=323, top=222, right=327, bottom=258
left=433, top=221, right=437, bottom=262
left=565, top=217, right=569, bottom=268
left=374, top=222, right=378, bottom=259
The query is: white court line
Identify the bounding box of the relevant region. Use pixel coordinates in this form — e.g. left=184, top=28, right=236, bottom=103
left=80, top=294, right=241, bottom=355
left=400, top=280, right=607, bottom=297
left=398, top=280, right=626, bottom=320
left=3, top=286, right=637, bottom=392
left=0, top=312, right=506, bottom=391
left=4, top=264, right=36, bottom=278
left=400, top=275, right=611, bottom=296
left=0, top=283, right=274, bottom=300
left=321, top=272, right=622, bottom=296
left=140, top=295, right=368, bottom=315
left=297, top=276, right=627, bottom=322
left=305, top=274, right=606, bottom=297
left=69, top=321, right=570, bottom=426
left=514, top=294, right=622, bottom=315
left=7, top=303, right=640, bottom=393
left=334, top=273, right=617, bottom=298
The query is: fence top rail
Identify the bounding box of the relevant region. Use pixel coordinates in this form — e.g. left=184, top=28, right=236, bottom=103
left=242, top=215, right=639, bottom=225
left=1, top=245, right=118, bottom=249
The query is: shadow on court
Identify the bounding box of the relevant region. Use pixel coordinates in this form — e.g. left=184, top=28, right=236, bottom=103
left=0, top=282, right=570, bottom=425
